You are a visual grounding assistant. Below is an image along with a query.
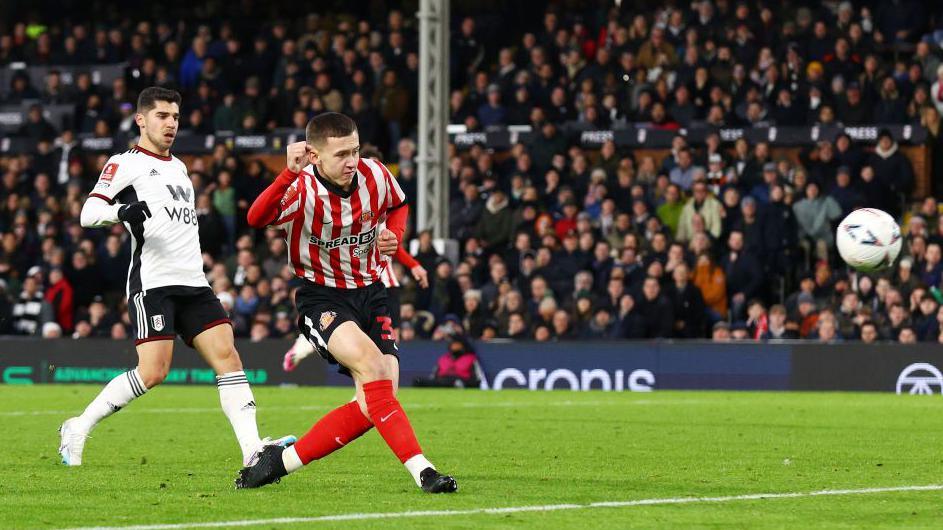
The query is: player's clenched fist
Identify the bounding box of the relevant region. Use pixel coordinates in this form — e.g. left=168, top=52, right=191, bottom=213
left=118, top=201, right=152, bottom=224
left=286, top=141, right=309, bottom=173
left=377, top=229, right=398, bottom=256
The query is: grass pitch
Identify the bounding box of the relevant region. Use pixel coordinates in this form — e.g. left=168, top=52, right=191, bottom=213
left=2, top=385, right=942, bottom=529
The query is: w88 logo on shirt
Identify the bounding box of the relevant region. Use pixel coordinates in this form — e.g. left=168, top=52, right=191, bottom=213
left=164, top=184, right=198, bottom=225
left=164, top=205, right=198, bottom=225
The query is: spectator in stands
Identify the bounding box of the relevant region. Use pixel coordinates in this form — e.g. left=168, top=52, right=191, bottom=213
left=868, top=129, right=915, bottom=217
left=921, top=243, right=943, bottom=287
left=212, top=170, right=237, bottom=250
left=477, top=84, right=507, bottom=127
left=43, top=322, right=63, bottom=338
left=375, top=70, right=410, bottom=152
left=913, top=294, right=939, bottom=341
left=551, top=309, right=577, bottom=340
left=461, top=289, right=487, bottom=339
left=711, top=321, right=731, bottom=342
left=13, top=276, right=54, bottom=336
left=415, top=333, right=482, bottom=387
left=656, top=183, right=684, bottom=237
left=745, top=299, right=769, bottom=340
left=668, top=148, right=700, bottom=191
left=450, top=184, right=483, bottom=241
left=18, top=104, right=58, bottom=142
left=881, top=303, right=911, bottom=340
left=677, top=180, right=723, bottom=243
left=898, top=326, right=918, bottom=344
left=4, top=73, right=40, bottom=103
left=475, top=189, right=512, bottom=252
left=815, top=314, right=841, bottom=343
left=751, top=163, right=780, bottom=204
left=635, top=276, right=674, bottom=339
left=793, top=181, right=843, bottom=265
left=582, top=306, right=617, bottom=340
left=722, top=230, right=764, bottom=320
left=932, top=65, right=943, bottom=116
left=837, top=83, right=871, bottom=125
left=666, top=262, right=705, bottom=338
left=795, top=291, right=820, bottom=338
left=860, top=321, right=880, bottom=343
left=426, top=258, right=462, bottom=318
left=829, top=166, right=863, bottom=216
left=761, top=304, right=790, bottom=340
left=83, top=296, right=115, bottom=338
left=44, top=267, right=73, bottom=333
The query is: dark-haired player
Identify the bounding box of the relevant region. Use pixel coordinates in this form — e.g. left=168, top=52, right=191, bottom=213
left=58, top=87, right=293, bottom=467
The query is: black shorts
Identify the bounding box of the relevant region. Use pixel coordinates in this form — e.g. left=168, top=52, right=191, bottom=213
left=128, top=286, right=231, bottom=347
left=296, top=280, right=398, bottom=376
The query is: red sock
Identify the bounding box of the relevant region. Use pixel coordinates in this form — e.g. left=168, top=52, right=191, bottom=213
left=293, top=401, right=374, bottom=464
left=363, top=379, right=422, bottom=463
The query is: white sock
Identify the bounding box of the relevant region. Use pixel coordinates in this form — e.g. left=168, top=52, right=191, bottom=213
left=404, top=454, right=435, bottom=487
left=293, top=335, right=316, bottom=360
left=217, top=371, right=261, bottom=462
left=77, top=368, right=147, bottom=431
left=281, top=445, right=304, bottom=473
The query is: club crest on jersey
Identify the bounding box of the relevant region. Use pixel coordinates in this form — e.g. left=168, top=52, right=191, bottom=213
left=319, top=311, right=336, bottom=331
left=360, top=211, right=374, bottom=223
left=309, top=227, right=377, bottom=250
left=100, top=163, right=118, bottom=182
left=151, top=314, right=165, bottom=331
left=96, top=163, right=118, bottom=188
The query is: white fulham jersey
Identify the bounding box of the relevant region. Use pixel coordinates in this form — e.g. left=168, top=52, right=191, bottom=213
left=272, top=158, right=406, bottom=288
left=88, top=145, right=208, bottom=295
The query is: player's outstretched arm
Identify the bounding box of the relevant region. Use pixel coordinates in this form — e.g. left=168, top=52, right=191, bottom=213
left=246, top=169, right=298, bottom=228
left=247, top=142, right=306, bottom=228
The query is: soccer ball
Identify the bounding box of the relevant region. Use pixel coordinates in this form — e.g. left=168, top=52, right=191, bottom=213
left=836, top=208, right=902, bottom=272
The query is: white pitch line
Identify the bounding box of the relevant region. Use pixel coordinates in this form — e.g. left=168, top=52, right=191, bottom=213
left=0, top=399, right=693, bottom=417
left=57, top=484, right=943, bottom=530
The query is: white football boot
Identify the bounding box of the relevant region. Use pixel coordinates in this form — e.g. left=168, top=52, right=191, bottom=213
left=58, top=417, right=90, bottom=466
left=244, top=435, right=297, bottom=467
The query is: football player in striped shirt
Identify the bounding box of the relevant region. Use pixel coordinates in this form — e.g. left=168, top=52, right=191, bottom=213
left=281, top=241, right=428, bottom=372
left=240, top=112, right=456, bottom=493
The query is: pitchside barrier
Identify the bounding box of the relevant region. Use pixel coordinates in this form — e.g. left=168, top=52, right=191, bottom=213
left=0, top=339, right=941, bottom=395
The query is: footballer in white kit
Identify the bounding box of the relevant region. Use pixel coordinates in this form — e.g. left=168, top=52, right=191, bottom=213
left=58, top=87, right=293, bottom=470
left=88, top=146, right=208, bottom=300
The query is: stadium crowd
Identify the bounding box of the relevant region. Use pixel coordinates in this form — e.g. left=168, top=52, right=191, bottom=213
left=1, top=1, right=943, bottom=343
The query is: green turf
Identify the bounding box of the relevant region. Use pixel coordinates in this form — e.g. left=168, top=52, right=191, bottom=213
left=2, top=385, right=942, bottom=529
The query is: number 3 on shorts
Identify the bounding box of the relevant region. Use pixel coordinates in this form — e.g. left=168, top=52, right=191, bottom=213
left=376, top=316, right=394, bottom=341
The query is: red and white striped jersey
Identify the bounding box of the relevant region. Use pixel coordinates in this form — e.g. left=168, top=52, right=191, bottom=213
left=379, top=260, right=399, bottom=288
left=378, top=222, right=399, bottom=288
left=273, top=158, right=406, bottom=288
